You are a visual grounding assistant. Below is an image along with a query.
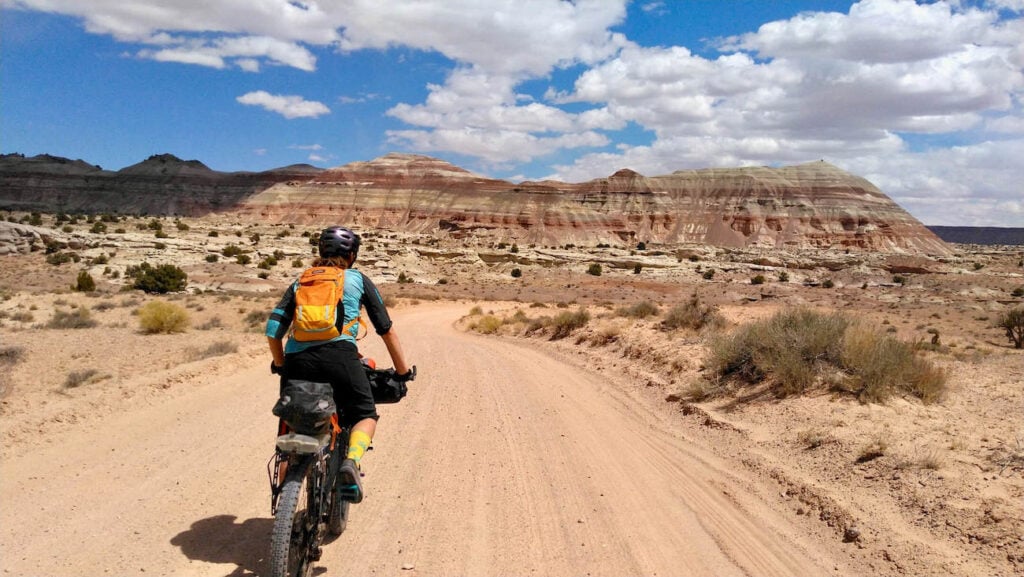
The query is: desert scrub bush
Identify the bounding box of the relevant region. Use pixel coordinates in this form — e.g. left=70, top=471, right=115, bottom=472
left=127, top=262, right=188, bottom=293
left=705, top=308, right=849, bottom=396
left=702, top=268, right=715, bottom=280
left=468, top=305, right=483, bottom=316
left=235, top=254, right=252, bottom=265
left=661, top=294, right=723, bottom=332
left=750, top=274, right=766, bottom=285
left=510, top=268, right=522, bottom=278
left=998, top=307, right=1024, bottom=349
left=197, top=316, right=223, bottom=330
left=616, top=300, right=660, bottom=319
left=187, top=340, right=238, bottom=361
left=63, top=369, right=99, bottom=389
left=705, top=309, right=947, bottom=403
left=292, top=258, right=304, bottom=268
left=137, top=301, right=190, bottom=334
left=777, top=271, right=789, bottom=282
left=244, top=310, right=266, bottom=329
left=549, top=308, right=591, bottom=340
left=73, top=271, right=96, bottom=292
left=470, top=314, right=503, bottom=335
left=205, top=254, right=219, bottom=263
left=221, top=244, right=244, bottom=257
left=586, top=263, right=602, bottom=276
left=47, top=307, right=98, bottom=329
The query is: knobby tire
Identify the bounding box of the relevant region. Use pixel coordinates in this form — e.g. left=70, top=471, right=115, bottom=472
left=269, top=459, right=314, bottom=577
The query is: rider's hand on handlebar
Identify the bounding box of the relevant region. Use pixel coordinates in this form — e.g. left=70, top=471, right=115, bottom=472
left=392, top=365, right=416, bottom=382
left=270, top=361, right=285, bottom=376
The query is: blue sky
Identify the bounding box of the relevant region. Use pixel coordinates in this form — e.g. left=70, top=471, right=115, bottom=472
left=2, top=0, right=1022, bottom=226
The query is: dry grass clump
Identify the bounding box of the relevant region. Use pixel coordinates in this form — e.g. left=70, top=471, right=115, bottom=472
left=469, top=314, right=503, bottom=335
left=137, top=300, right=190, bottom=334
left=550, top=308, right=591, bottom=340
left=47, top=307, right=98, bottom=329
left=661, top=294, right=724, bottom=332
left=63, top=369, right=100, bottom=389
left=186, top=340, right=238, bottom=361
left=616, top=300, right=660, bottom=319
left=856, top=430, right=891, bottom=463
left=702, top=308, right=946, bottom=403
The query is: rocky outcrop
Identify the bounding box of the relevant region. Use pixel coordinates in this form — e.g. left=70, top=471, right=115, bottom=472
left=0, top=152, right=949, bottom=254
left=0, top=222, right=61, bottom=255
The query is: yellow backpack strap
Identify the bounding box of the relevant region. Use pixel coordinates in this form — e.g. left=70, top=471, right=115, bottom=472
left=341, top=313, right=366, bottom=340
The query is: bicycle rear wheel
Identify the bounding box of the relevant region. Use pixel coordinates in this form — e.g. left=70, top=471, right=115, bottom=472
left=269, top=459, right=315, bottom=577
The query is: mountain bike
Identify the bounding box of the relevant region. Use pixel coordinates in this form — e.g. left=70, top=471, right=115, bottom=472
left=266, top=361, right=415, bottom=577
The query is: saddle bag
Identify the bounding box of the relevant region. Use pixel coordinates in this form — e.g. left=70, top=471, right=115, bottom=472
left=272, top=379, right=336, bottom=434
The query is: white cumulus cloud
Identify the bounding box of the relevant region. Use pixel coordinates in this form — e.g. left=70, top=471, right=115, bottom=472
left=236, top=91, right=329, bottom=119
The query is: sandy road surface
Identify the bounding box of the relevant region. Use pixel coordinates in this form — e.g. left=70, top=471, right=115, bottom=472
left=1, top=303, right=839, bottom=576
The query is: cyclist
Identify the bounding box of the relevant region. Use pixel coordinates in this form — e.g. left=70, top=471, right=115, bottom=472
left=265, top=225, right=413, bottom=502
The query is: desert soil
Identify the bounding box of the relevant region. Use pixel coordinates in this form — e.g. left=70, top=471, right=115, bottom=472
left=1, top=215, right=1023, bottom=576
left=2, top=302, right=861, bottom=577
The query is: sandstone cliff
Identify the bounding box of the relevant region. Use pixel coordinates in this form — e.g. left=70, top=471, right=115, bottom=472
left=0, top=152, right=949, bottom=254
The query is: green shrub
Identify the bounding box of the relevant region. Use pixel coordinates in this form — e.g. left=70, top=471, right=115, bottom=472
left=892, top=275, right=907, bottom=285
left=137, top=301, right=190, bottom=334
left=617, top=300, right=660, bottom=319
left=73, top=271, right=96, bottom=292
left=778, top=271, right=789, bottom=282
left=208, top=230, right=219, bottom=237
left=47, top=307, right=98, bottom=329
left=222, top=244, right=244, bottom=257
left=586, top=263, right=602, bottom=276
left=702, top=269, right=715, bottom=280
left=205, top=254, right=219, bottom=263
left=46, top=252, right=73, bottom=266
left=292, top=259, right=304, bottom=268
left=89, top=222, right=107, bottom=234
left=468, top=306, right=483, bottom=316
left=998, top=307, right=1024, bottom=349
left=822, top=279, right=835, bottom=289
left=751, top=274, right=766, bottom=285
left=175, top=221, right=190, bottom=231
left=397, top=272, right=414, bottom=284
left=661, top=294, right=723, bottom=332
left=128, top=263, right=188, bottom=294
left=511, top=268, right=522, bottom=278
left=235, top=255, right=251, bottom=265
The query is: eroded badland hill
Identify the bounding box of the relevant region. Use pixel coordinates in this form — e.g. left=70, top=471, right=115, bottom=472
left=0, top=154, right=1022, bottom=575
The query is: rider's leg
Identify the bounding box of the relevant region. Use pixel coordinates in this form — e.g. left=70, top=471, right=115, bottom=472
left=346, top=417, right=376, bottom=465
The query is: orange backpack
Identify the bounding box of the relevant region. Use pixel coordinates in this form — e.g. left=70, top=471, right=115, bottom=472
left=291, top=266, right=359, bottom=342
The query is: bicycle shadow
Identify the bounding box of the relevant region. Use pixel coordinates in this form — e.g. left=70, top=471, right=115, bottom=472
left=171, top=514, right=325, bottom=577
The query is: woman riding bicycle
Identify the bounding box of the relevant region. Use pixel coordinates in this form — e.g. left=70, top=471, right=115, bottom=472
left=265, top=225, right=413, bottom=502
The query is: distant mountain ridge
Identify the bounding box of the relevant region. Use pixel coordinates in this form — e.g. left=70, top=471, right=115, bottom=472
left=928, top=226, right=1024, bottom=245
left=0, top=152, right=950, bottom=254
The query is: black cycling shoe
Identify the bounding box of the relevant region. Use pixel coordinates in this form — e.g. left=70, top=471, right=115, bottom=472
left=338, top=459, right=363, bottom=503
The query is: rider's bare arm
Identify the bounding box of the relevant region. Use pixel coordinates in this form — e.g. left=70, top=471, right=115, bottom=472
left=268, top=336, right=286, bottom=367
left=380, top=328, right=410, bottom=376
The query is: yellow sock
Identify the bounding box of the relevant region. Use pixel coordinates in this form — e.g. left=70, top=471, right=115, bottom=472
left=346, top=430, right=372, bottom=463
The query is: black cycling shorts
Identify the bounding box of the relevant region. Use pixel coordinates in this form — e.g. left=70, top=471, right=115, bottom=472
left=281, top=340, right=379, bottom=428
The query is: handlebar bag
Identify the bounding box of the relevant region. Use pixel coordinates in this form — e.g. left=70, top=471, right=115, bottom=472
left=368, top=370, right=407, bottom=404
left=272, top=379, right=336, bottom=434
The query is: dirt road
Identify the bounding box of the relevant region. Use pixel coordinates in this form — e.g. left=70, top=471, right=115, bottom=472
left=1, top=304, right=841, bottom=576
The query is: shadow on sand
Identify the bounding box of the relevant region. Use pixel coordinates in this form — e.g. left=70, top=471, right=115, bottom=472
left=171, top=515, right=274, bottom=577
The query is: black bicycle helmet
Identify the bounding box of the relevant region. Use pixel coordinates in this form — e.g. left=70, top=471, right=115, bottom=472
left=318, top=226, right=360, bottom=259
